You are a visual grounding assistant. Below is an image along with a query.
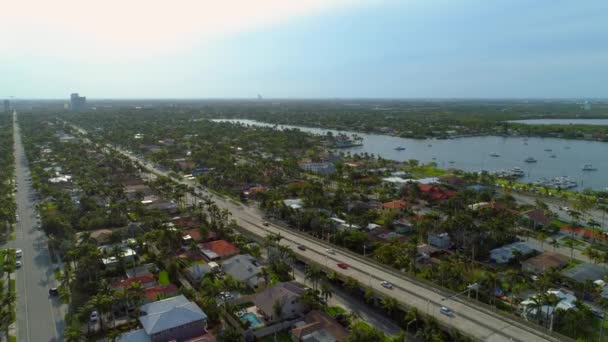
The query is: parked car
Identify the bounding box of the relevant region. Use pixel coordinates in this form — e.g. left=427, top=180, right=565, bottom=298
left=326, top=248, right=336, bottom=255
left=337, top=263, right=349, bottom=269
left=380, top=281, right=393, bottom=289
left=559, top=206, right=570, bottom=212
left=440, top=306, right=454, bottom=317
left=15, top=249, right=22, bottom=258
left=220, top=291, right=234, bottom=300
left=49, top=287, right=59, bottom=296
left=262, top=221, right=270, bottom=227
left=15, top=260, right=22, bottom=268
left=90, top=311, right=99, bottom=322
left=297, top=245, right=306, bottom=251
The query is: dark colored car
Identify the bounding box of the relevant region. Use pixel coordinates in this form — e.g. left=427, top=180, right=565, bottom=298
left=337, top=262, right=349, bottom=269
left=297, top=245, right=306, bottom=251
left=49, top=287, right=59, bottom=296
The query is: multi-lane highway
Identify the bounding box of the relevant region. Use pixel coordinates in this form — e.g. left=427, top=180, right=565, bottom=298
left=9, top=113, right=66, bottom=342
left=70, top=122, right=566, bottom=342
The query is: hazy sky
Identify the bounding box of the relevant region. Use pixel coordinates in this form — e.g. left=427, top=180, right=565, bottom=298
left=1, top=0, right=606, bottom=99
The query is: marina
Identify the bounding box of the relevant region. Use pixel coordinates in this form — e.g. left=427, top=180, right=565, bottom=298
left=214, top=119, right=608, bottom=191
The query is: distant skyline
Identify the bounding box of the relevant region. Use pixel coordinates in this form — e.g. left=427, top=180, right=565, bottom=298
left=1, top=0, right=607, bottom=99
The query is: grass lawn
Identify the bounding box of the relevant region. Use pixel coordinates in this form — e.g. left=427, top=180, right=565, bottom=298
left=326, top=306, right=346, bottom=317
left=408, top=165, right=448, bottom=178
left=260, top=331, right=291, bottom=342
left=352, top=322, right=391, bottom=342
left=559, top=237, right=586, bottom=248
left=9, top=335, right=16, bottom=342
left=158, top=271, right=170, bottom=285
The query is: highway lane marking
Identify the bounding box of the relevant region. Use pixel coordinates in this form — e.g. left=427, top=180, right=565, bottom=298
left=238, top=217, right=541, bottom=342
left=70, top=121, right=555, bottom=342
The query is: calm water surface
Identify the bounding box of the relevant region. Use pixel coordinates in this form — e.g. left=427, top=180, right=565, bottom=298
left=214, top=119, right=608, bottom=191
left=509, top=119, right=608, bottom=126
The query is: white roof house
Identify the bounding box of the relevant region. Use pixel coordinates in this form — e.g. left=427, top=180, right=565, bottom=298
left=521, top=288, right=577, bottom=320
left=283, top=199, right=304, bottom=210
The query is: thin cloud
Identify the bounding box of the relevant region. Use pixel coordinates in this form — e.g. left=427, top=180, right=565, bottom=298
left=0, top=0, right=360, bottom=59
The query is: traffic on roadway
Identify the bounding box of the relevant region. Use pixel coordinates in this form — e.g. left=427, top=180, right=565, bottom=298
left=70, top=122, right=566, bottom=342
left=10, top=114, right=67, bottom=342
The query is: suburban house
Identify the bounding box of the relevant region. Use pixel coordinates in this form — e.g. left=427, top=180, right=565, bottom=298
left=117, top=295, right=208, bottom=342
left=145, top=200, right=179, bottom=214
left=428, top=232, right=451, bottom=249
left=221, top=254, right=264, bottom=288
left=253, top=282, right=308, bottom=323
left=144, top=284, right=179, bottom=302
left=284, top=199, right=304, bottom=210
left=392, top=218, right=413, bottom=233
left=520, top=288, right=577, bottom=321
left=186, top=263, right=217, bottom=283
left=489, top=242, right=536, bottom=264
left=99, top=244, right=137, bottom=269
left=198, top=240, right=240, bottom=261
left=112, top=274, right=158, bottom=290
left=521, top=252, right=569, bottom=274
left=417, top=184, right=456, bottom=201
left=329, top=217, right=361, bottom=231
left=124, top=184, right=154, bottom=200
left=290, top=310, right=349, bottom=342
left=299, top=162, right=336, bottom=175
left=562, top=263, right=608, bottom=283
left=522, top=209, right=552, bottom=228
left=382, top=200, right=408, bottom=211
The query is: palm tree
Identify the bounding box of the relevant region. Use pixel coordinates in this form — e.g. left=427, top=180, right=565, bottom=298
left=304, top=264, right=323, bottom=291
left=127, top=281, right=146, bottom=315
left=64, top=323, right=83, bottom=342
left=320, top=281, right=333, bottom=303
left=344, top=277, right=360, bottom=293
left=381, top=296, right=398, bottom=317
left=404, top=306, right=419, bottom=332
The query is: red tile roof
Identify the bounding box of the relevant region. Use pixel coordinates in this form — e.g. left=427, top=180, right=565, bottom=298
left=382, top=200, right=408, bottom=209
left=418, top=184, right=456, bottom=201
left=562, top=225, right=608, bottom=241
left=183, top=228, right=203, bottom=242
left=199, top=240, right=240, bottom=257
left=145, top=284, right=179, bottom=302
left=112, top=274, right=157, bottom=289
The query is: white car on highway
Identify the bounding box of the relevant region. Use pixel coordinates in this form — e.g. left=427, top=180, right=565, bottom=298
left=380, top=281, right=393, bottom=289
left=326, top=249, right=336, bottom=255
left=15, top=249, right=22, bottom=258
left=440, top=306, right=454, bottom=317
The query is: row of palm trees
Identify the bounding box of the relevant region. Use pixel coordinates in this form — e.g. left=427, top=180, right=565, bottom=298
left=0, top=249, right=17, bottom=340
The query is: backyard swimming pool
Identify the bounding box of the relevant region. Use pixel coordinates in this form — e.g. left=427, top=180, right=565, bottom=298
left=241, top=312, right=264, bottom=329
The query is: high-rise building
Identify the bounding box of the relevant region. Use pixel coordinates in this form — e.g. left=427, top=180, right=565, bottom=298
left=70, top=93, right=86, bottom=111
left=3, top=99, right=9, bottom=113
